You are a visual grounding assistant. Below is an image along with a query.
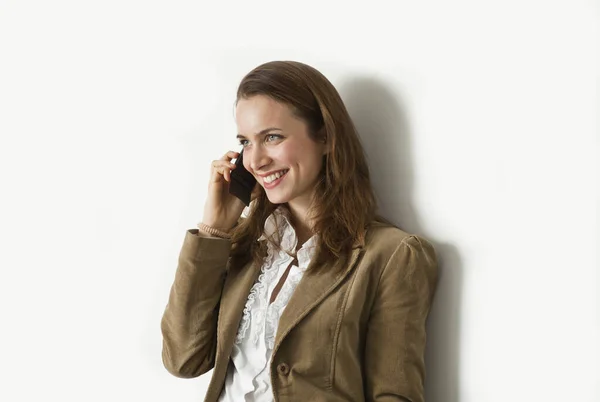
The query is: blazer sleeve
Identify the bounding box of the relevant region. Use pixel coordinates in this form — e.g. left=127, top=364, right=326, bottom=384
left=364, top=235, right=439, bottom=402
left=160, top=229, right=232, bottom=378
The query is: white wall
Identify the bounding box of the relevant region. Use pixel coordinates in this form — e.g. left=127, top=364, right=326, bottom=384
left=0, top=1, right=597, bottom=401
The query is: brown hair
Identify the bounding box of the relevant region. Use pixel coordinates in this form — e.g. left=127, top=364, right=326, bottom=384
left=229, top=61, right=377, bottom=273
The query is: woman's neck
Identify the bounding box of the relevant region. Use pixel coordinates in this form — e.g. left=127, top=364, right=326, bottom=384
left=284, top=203, right=314, bottom=249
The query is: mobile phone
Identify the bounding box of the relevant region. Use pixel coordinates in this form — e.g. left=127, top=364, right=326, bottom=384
left=228, top=149, right=257, bottom=206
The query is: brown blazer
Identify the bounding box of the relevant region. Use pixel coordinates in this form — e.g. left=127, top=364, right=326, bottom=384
left=161, top=219, right=438, bottom=402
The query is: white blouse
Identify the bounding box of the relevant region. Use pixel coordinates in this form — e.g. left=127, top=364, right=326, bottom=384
left=218, top=207, right=317, bottom=402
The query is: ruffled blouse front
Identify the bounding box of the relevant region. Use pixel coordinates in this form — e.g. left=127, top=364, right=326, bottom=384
left=218, top=207, right=317, bottom=402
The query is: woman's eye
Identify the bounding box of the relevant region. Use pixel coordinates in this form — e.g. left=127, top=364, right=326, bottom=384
left=266, top=134, right=282, bottom=142
left=238, top=139, right=249, bottom=147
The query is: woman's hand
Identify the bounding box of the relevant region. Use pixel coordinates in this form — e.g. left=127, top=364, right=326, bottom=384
left=201, top=151, right=246, bottom=230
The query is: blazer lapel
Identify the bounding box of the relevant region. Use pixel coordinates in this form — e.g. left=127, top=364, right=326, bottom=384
left=203, top=260, right=262, bottom=402
left=273, top=245, right=364, bottom=353
left=216, top=260, right=261, bottom=358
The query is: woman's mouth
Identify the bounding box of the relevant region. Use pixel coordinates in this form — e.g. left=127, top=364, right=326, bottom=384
left=262, top=169, right=289, bottom=189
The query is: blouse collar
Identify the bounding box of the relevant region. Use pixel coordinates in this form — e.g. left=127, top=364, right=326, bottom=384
left=258, top=206, right=317, bottom=262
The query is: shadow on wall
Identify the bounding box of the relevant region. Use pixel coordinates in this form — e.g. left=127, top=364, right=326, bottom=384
left=338, top=77, right=464, bottom=402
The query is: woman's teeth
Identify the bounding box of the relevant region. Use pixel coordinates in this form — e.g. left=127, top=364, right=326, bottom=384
left=264, top=169, right=289, bottom=184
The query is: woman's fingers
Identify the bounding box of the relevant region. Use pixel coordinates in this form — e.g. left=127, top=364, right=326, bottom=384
left=220, top=150, right=240, bottom=162
left=207, top=151, right=240, bottom=187
left=211, top=159, right=237, bottom=182
left=212, top=160, right=236, bottom=170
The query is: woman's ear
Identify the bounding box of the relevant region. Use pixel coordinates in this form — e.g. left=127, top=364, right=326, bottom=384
left=317, top=128, right=331, bottom=154
left=322, top=138, right=331, bottom=155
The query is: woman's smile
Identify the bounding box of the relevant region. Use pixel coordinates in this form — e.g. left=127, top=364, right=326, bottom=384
left=261, top=169, right=289, bottom=188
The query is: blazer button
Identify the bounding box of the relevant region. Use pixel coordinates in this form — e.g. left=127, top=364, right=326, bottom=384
left=277, top=363, right=290, bottom=376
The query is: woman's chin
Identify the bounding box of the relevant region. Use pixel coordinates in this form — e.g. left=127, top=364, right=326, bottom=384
left=265, top=191, right=289, bottom=205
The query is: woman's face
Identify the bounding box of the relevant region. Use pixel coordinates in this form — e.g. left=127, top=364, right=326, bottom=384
left=235, top=95, right=327, bottom=211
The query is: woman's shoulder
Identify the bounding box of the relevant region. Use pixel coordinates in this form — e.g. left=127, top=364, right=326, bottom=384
left=364, top=215, right=434, bottom=254
left=360, top=217, right=437, bottom=284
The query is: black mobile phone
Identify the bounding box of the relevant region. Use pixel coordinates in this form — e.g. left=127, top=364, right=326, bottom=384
left=228, top=149, right=256, bottom=206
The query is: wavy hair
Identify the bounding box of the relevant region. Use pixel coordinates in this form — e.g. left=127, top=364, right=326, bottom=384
left=229, top=61, right=377, bottom=273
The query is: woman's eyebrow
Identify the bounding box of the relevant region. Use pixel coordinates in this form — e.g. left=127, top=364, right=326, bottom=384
left=236, top=127, right=283, bottom=139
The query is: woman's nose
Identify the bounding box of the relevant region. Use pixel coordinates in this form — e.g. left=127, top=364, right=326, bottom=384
left=247, top=146, right=271, bottom=173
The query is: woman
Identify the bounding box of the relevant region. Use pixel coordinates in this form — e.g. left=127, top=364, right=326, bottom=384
left=161, top=61, right=438, bottom=402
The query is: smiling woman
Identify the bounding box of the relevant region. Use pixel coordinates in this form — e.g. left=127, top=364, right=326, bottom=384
left=160, top=61, right=439, bottom=402
left=235, top=95, right=328, bottom=220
